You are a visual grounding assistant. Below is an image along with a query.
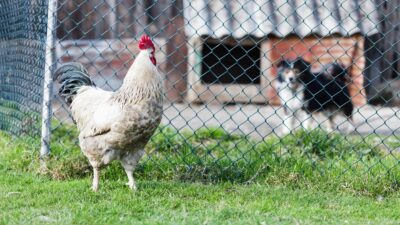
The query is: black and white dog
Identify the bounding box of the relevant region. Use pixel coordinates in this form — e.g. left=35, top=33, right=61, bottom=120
left=276, top=58, right=354, bottom=134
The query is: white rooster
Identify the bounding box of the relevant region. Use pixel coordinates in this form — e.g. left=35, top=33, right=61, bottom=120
left=55, top=35, right=163, bottom=191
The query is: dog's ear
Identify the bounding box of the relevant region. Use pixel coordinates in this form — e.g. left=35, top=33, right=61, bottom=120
left=276, top=60, right=285, bottom=68
left=294, top=58, right=311, bottom=72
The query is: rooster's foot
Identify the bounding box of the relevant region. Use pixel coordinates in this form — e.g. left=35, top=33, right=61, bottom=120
left=92, top=185, right=99, bottom=192
left=125, top=182, right=137, bottom=191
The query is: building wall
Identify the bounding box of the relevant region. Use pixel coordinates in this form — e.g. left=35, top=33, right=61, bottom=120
left=55, top=0, right=398, bottom=104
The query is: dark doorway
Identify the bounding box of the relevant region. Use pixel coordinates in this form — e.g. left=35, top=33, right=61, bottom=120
left=201, top=41, right=261, bottom=85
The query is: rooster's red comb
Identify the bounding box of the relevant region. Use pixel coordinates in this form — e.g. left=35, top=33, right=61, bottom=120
left=138, top=34, right=155, bottom=50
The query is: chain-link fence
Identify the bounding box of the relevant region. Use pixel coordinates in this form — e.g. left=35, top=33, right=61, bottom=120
left=0, top=0, right=48, bottom=137
left=1, top=0, right=400, bottom=182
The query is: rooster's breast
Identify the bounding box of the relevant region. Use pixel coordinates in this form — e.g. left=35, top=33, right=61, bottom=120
left=106, top=101, right=163, bottom=151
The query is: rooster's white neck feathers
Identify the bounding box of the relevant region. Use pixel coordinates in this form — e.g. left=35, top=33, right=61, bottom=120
left=114, top=49, right=163, bottom=105
left=125, top=49, right=155, bottom=82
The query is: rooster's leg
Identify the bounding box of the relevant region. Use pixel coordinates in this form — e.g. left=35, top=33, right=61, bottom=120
left=121, top=150, right=145, bottom=191
left=125, top=170, right=137, bottom=190
left=92, top=167, right=100, bottom=191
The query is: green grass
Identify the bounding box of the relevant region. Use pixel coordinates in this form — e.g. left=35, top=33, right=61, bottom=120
left=1, top=123, right=400, bottom=223
left=1, top=172, right=400, bottom=225
left=1, top=123, right=400, bottom=195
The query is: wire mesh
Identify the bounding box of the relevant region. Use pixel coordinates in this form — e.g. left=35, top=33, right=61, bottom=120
left=0, top=0, right=48, bottom=137
left=1, top=0, right=400, bottom=183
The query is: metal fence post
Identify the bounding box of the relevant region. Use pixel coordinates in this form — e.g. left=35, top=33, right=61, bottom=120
left=40, top=0, right=57, bottom=159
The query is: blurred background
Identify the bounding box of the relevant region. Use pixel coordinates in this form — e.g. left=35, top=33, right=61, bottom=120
left=50, top=0, right=400, bottom=138
left=0, top=0, right=399, bottom=138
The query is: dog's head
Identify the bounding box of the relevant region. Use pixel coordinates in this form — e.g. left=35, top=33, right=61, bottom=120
left=276, top=58, right=311, bottom=90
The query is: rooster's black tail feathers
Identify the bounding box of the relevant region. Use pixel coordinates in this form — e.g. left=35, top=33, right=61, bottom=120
left=54, top=63, right=95, bottom=105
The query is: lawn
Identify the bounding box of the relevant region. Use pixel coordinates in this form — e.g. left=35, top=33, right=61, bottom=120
left=1, top=124, right=400, bottom=224
left=1, top=172, right=400, bottom=225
